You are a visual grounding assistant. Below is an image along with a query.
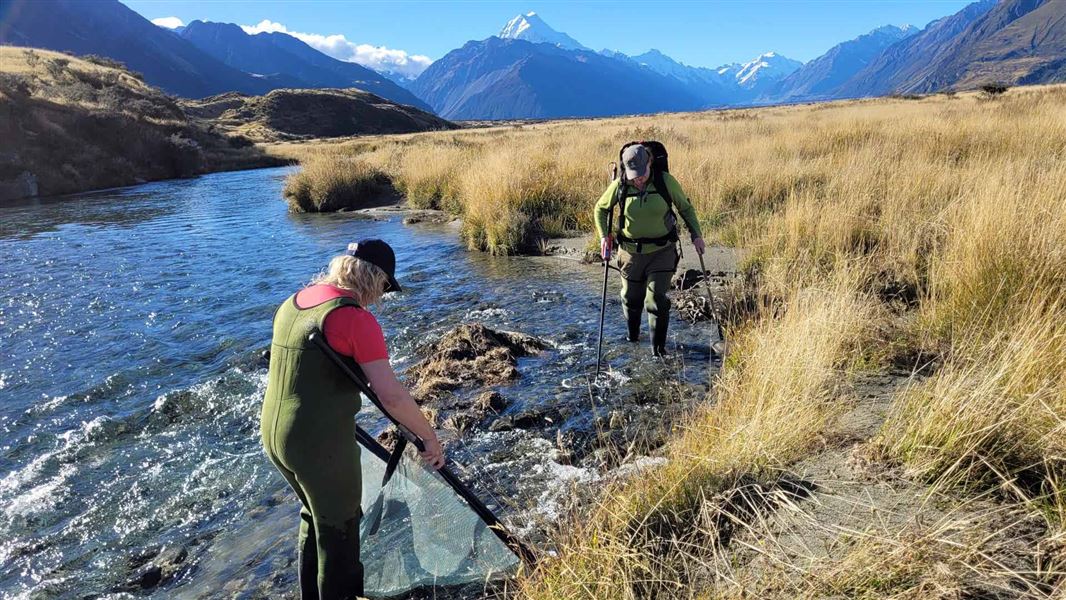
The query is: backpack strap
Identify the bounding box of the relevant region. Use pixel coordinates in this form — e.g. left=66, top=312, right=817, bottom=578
left=614, top=170, right=680, bottom=252
left=653, top=169, right=674, bottom=213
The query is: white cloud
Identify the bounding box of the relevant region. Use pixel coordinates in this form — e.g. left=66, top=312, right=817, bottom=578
left=240, top=19, right=433, bottom=79
left=151, top=16, right=185, bottom=29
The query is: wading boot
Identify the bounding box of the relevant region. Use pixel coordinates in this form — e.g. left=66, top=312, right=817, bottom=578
left=651, top=314, right=670, bottom=358
left=625, top=307, right=642, bottom=343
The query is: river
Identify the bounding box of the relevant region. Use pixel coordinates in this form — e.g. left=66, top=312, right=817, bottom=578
left=0, top=167, right=717, bottom=598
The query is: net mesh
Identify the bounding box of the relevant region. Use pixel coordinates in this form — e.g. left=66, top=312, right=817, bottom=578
left=356, top=435, right=520, bottom=598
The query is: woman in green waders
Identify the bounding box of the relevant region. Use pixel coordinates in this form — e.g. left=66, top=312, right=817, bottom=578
left=594, top=144, right=706, bottom=357
left=261, top=239, right=443, bottom=600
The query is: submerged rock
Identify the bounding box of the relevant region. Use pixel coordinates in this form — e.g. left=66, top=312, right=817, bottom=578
left=673, top=288, right=718, bottom=324
left=672, top=268, right=706, bottom=291
left=405, top=323, right=546, bottom=400
left=439, top=390, right=511, bottom=435
left=474, top=390, right=508, bottom=413
left=488, top=407, right=550, bottom=432
left=123, top=544, right=188, bottom=591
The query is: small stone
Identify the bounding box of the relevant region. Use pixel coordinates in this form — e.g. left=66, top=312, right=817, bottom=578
left=442, top=411, right=480, bottom=434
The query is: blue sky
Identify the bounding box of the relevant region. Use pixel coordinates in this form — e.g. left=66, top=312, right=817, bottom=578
left=125, top=0, right=974, bottom=74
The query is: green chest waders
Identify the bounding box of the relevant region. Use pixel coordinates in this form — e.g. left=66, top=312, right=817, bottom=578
left=262, top=294, right=365, bottom=600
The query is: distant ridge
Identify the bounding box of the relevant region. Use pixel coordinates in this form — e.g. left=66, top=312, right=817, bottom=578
left=0, top=0, right=275, bottom=98
left=179, top=21, right=432, bottom=111
left=771, top=25, right=919, bottom=102
left=410, top=37, right=709, bottom=120
left=182, top=88, right=456, bottom=142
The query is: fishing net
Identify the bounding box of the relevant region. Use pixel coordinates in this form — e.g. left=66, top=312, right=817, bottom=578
left=356, top=430, right=521, bottom=598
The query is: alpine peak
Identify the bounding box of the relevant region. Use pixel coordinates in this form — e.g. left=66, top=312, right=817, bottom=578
left=497, top=11, right=589, bottom=51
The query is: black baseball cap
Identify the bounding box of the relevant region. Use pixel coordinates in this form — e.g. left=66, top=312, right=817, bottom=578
left=345, top=239, right=402, bottom=293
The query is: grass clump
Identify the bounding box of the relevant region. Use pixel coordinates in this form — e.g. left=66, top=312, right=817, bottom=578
left=284, top=155, right=392, bottom=213
left=876, top=297, right=1066, bottom=512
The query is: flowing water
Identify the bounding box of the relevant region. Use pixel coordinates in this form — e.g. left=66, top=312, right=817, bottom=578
left=0, top=167, right=717, bottom=598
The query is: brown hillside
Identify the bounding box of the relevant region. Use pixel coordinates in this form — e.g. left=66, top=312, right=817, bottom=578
left=0, top=47, right=282, bottom=200
left=182, top=88, right=458, bottom=143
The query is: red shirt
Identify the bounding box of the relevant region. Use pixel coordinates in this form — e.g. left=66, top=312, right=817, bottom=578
left=294, top=284, right=389, bottom=364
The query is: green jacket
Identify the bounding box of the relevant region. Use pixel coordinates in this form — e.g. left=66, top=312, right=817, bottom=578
left=593, top=172, right=702, bottom=254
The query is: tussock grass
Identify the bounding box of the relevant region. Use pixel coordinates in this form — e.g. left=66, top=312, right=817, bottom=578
left=519, top=275, right=877, bottom=598
left=710, top=497, right=1063, bottom=599
left=876, top=296, right=1066, bottom=515
left=283, top=155, right=391, bottom=213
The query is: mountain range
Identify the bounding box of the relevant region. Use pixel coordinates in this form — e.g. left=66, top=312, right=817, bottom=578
left=836, top=0, right=1065, bottom=96
left=0, top=0, right=428, bottom=109
left=2, top=0, right=1064, bottom=120
left=769, top=25, right=920, bottom=102
left=409, top=37, right=712, bottom=119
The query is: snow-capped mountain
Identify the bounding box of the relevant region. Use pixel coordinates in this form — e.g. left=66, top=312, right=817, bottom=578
left=768, top=24, right=919, bottom=102
left=498, top=12, right=589, bottom=51
left=631, top=49, right=736, bottom=103
left=633, top=49, right=699, bottom=81
left=410, top=37, right=708, bottom=119
left=728, top=52, right=804, bottom=88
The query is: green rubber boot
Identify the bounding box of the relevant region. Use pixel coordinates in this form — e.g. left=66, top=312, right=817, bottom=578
left=647, top=270, right=673, bottom=357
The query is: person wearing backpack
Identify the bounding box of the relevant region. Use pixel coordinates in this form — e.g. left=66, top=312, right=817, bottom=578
left=594, top=142, right=705, bottom=357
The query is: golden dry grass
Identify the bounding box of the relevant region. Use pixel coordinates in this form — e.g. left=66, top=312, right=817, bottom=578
left=283, top=154, right=390, bottom=212
left=0, top=46, right=150, bottom=91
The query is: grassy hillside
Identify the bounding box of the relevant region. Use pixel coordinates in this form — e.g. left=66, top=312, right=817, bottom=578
left=182, top=88, right=457, bottom=144
left=0, top=47, right=283, bottom=200
left=290, top=85, right=1066, bottom=596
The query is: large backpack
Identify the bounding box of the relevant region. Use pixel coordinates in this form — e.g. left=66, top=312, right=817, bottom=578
left=614, top=140, right=678, bottom=251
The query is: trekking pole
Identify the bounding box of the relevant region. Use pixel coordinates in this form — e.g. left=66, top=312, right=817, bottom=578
left=697, top=252, right=728, bottom=358
left=594, top=247, right=610, bottom=381
left=594, top=163, right=620, bottom=381
left=307, top=329, right=537, bottom=567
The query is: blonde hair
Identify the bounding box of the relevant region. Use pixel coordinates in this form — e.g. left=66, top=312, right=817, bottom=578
left=312, top=255, right=390, bottom=306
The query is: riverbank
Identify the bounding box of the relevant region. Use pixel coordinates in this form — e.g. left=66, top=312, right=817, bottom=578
left=515, top=86, right=1066, bottom=598
left=281, top=85, right=1066, bottom=597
